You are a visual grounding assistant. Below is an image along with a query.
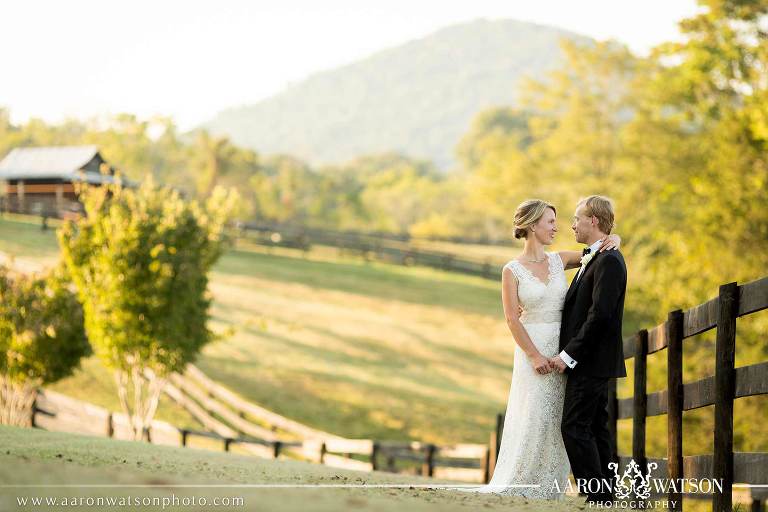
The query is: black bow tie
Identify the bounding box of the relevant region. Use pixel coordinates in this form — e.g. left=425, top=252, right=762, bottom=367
left=582, top=247, right=592, bottom=256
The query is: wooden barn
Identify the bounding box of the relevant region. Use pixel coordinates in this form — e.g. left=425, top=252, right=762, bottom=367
left=0, top=145, right=126, bottom=217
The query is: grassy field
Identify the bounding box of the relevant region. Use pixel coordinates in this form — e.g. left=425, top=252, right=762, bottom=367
left=0, top=216, right=200, bottom=428
left=0, top=214, right=639, bottom=449
left=0, top=215, right=757, bottom=511
left=0, top=214, right=518, bottom=443
left=0, top=426, right=586, bottom=511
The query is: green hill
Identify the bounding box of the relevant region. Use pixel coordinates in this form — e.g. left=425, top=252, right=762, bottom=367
left=202, top=19, right=591, bottom=169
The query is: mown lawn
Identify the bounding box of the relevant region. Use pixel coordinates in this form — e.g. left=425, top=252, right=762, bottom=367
left=0, top=215, right=649, bottom=450
left=0, top=426, right=585, bottom=511
left=0, top=214, right=517, bottom=443
left=201, top=246, right=510, bottom=442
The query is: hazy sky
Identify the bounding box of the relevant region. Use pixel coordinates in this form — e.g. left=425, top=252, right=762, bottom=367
left=1, top=0, right=701, bottom=130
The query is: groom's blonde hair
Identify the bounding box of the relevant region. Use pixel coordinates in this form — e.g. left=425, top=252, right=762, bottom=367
left=578, top=195, right=615, bottom=234
left=513, top=199, right=556, bottom=239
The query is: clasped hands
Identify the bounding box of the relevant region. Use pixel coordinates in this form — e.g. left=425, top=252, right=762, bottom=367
left=531, top=353, right=567, bottom=375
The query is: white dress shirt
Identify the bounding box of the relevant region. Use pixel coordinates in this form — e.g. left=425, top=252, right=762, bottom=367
left=559, top=238, right=605, bottom=369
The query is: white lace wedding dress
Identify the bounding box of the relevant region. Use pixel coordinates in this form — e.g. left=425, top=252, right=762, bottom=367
left=455, top=251, right=571, bottom=500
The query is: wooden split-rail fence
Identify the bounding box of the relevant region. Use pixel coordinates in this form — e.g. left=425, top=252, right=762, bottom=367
left=29, top=272, right=768, bottom=508
left=490, top=276, right=768, bottom=511
left=0, top=211, right=509, bottom=280
left=234, top=223, right=505, bottom=280
left=161, top=364, right=491, bottom=482
left=32, top=364, right=493, bottom=483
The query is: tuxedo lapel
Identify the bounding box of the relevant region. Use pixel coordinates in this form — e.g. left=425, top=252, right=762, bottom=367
left=565, top=251, right=603, bottom=304
left=564, top=271, right=580, bottom=304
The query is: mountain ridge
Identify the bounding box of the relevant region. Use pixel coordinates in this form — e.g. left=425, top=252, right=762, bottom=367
left=202, top=18, right=592, bottom=169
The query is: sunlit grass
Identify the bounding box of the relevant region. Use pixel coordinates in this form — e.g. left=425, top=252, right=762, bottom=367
left=200, top=248, right=512, bottom=443
left=48, top=357, right=201, bottom=430
left=1, top=216, right=516, bottom=444
left=0, top=426, right=586, bottom=511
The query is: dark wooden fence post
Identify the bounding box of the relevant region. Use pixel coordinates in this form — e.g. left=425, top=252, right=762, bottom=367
left=482, top=446, right=491, bottom=484
left=224, top=437, right=233, bottom=452
left=106, top=412, right=114, bottom=438
left=488, top=430, right=497, bottom=479
left=180, top=429, right=188, bottom=447
left=273, top=440, right=282, bottom=459
left=666, top=310, right=684, bottom=510
left=495, top=412, right=504, bottom=462
left=713, top=282, right=739, bottom=512
left=633, top=330, right=649, bottom=471
left=30, top=389, right=39, bottom=428
left=488, top=412, right=504, bottom=479
left=422, top=444, right=436, bottom=477
left=371, top=442, right=379, bottom=471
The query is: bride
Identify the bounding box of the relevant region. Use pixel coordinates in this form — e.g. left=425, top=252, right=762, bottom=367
left=456, top=199, right=619, bottom=500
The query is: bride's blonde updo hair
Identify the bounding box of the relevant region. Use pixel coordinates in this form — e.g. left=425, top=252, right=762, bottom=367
left=513, top=199, right=556, bottom=239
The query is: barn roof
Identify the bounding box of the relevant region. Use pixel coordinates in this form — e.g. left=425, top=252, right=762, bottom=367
left=0, top=146, right=123, bottom=184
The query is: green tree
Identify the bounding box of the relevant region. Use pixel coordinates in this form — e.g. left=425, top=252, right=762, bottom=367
left=357, top=155, right=444, bottom=234
left=619, top=1, right=768, bottom=457
left=457, top=0, right=768, bottom=457
left=58, top=177, right=239, bottom=439
left=520, top=40, right=637, bottom=211
left=455, top=107, right=539, bottom=240
left=620, top=0, right=768, bottom=317
left=250, top=155, right=318, bottom=224
left=0, top=265, right=89, bottom=426
left=190, top=131, right=237, bottom=198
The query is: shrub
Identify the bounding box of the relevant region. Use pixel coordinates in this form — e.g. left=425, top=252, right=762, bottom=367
left=0, top=265, right=89, bottom=426
left=58, top=176, right=239, bottom=439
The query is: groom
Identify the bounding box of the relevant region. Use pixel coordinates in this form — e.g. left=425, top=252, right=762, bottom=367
left=549, top=195, right=628, bottom=505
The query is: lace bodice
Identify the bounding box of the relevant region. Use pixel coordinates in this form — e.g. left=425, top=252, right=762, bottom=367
left=504, top=252, right=568, bottom=324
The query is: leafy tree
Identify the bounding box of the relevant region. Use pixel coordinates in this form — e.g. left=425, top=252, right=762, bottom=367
left=620, top=0, right=768, bottom=317
left=189, top=131, right=251, bottom=199
left=455, top=107, right=533, bottom=170
left=0, top=265, right=89, bottom=426
left=358, top=156, right=444, bottom=234
left=456, top=0, right=768, bottom=456
left=454, top=107, right=540, bottom=241
left=520, top=40, right=637, bottom=212
left=618, top=1, right=768, bottom=455
left=250, top=155, right=318, bottom=224
left=58, top=177, right=239, bottom=439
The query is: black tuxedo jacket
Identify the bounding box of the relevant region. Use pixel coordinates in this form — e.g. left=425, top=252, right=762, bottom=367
left=559, top=249, right=628, bottom=378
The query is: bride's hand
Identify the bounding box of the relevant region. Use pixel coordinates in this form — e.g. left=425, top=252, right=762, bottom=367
left=598, top=234, right=621, bottom=252
left=530, top=353, right=552, bottom=375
